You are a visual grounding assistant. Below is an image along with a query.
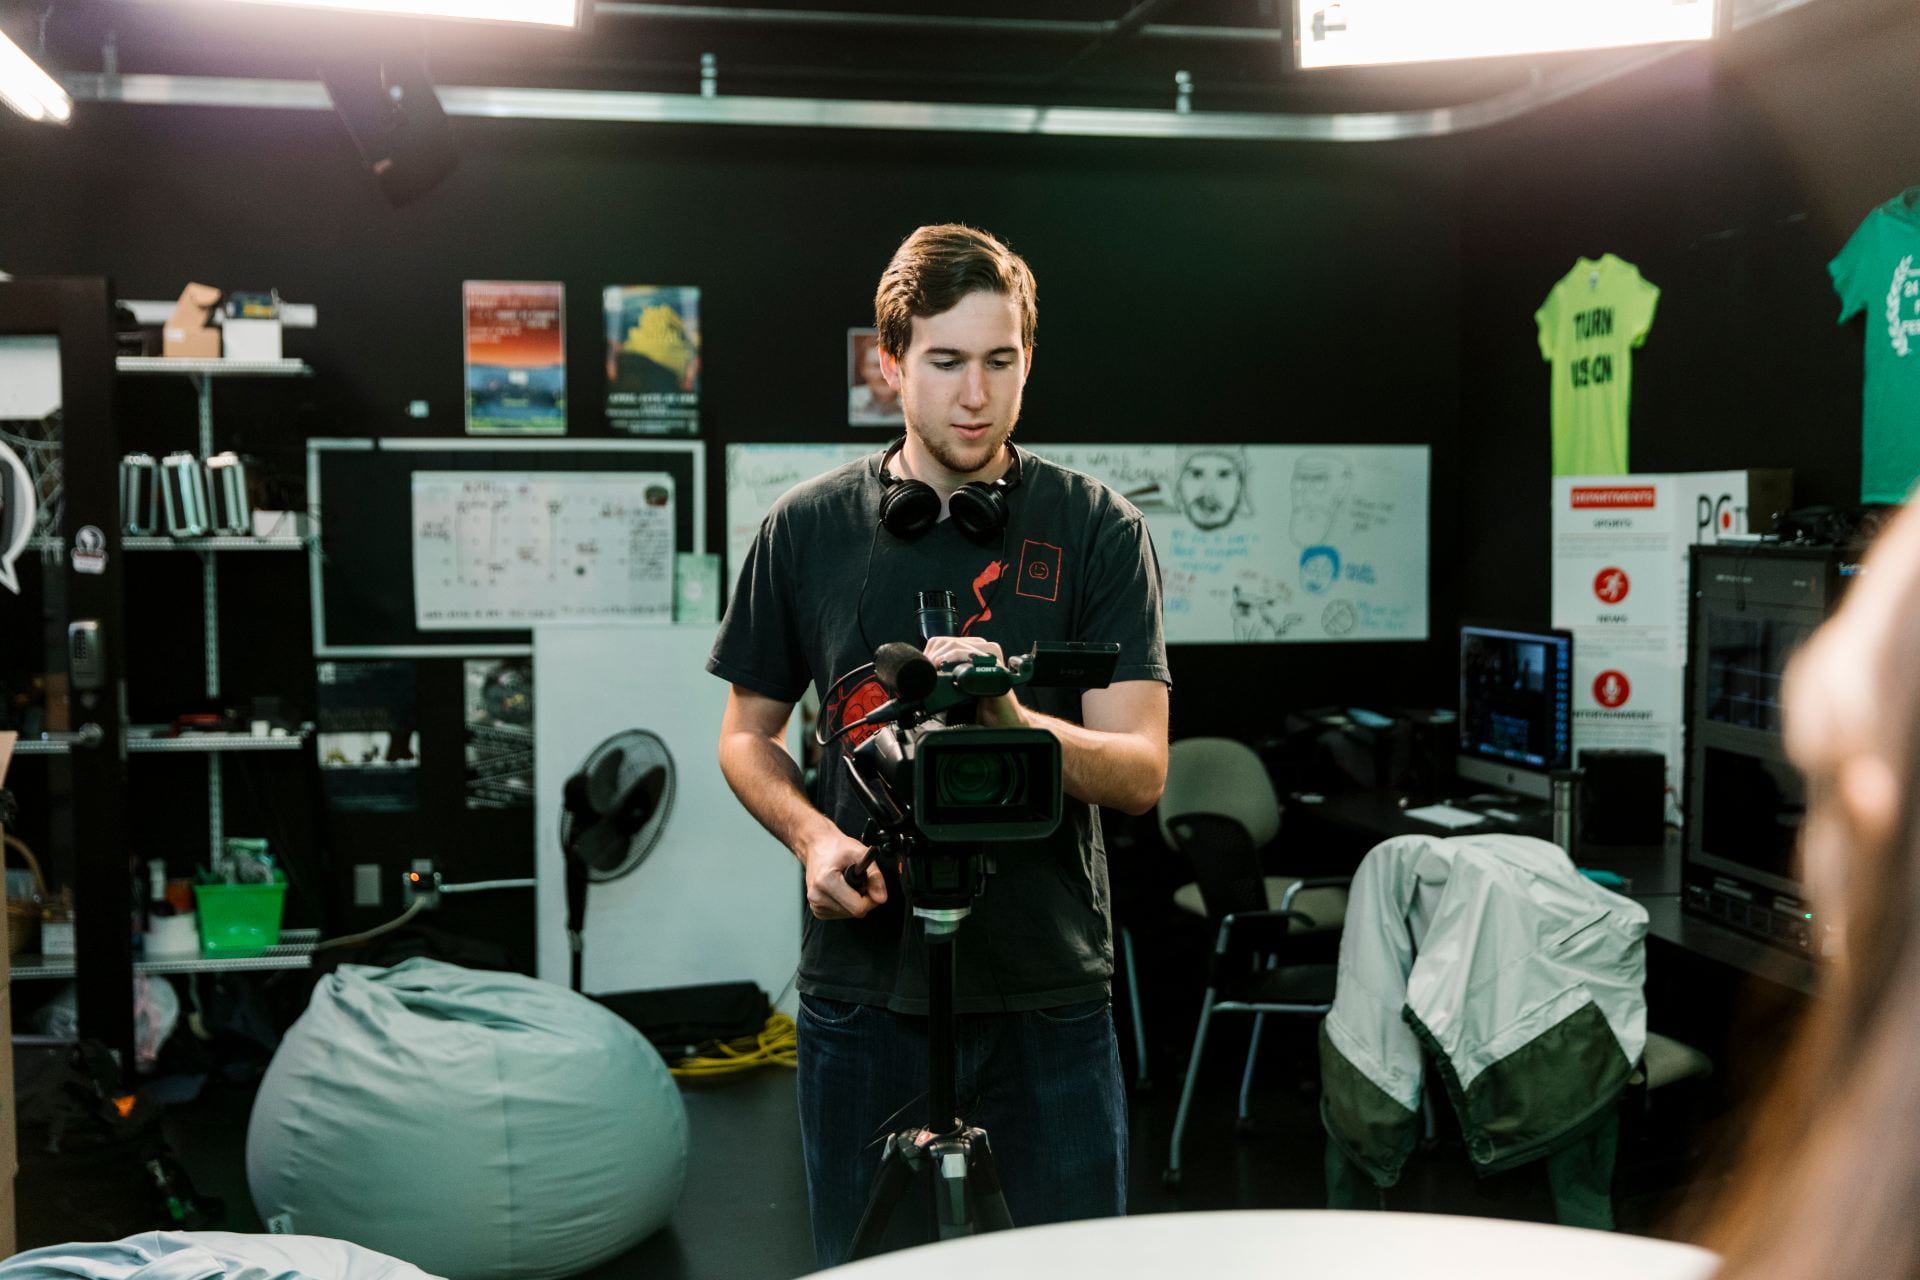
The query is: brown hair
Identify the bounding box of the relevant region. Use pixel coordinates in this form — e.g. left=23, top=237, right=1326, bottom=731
left=873, top=224, right=1037, bottom=359
left=1701, top=502, right=1920, bottom=1279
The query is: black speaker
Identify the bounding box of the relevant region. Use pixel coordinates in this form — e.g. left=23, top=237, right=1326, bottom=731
left=1578, top=748, right=1666, bottom=846
left=320, top=55, right=458, bottom=207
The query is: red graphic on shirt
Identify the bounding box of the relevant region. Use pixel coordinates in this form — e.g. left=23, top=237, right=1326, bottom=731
left=1593, top=566, right=1630, bottom=605
left=1015, top=539, right=1063, bottom=602
left=824, top=675, right=891, bottom=750
left=960, top=560, right=1008, bottom=635
left=1593, top=670, right=1632, bottom=709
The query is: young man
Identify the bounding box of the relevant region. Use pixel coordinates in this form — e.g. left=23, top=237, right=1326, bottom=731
left=709, top=224, right=1170, bottom=1265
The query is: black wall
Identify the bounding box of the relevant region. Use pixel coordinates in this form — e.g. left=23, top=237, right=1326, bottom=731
left=6, top=0, right=1911, bottom=966
left=1, top=101, right=1463, bottom=962
left=1455, top=0, right=1918, bottom=625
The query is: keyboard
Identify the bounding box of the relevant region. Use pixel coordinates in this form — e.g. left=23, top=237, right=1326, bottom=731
left=1403, top=802, right=1488, bottom=830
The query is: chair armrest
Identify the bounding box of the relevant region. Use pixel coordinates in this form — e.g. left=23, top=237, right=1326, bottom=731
left=1274, top=876, right=1353, bottom=914
left=1210, top=908, right=1313, bottom=981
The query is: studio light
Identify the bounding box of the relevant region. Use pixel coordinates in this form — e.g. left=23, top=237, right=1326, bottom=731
left=1295, top=0, right=1716, bottom=69
left=199, top=0, right=582, bottom=29
left=0, top=27, right=73, bottom=123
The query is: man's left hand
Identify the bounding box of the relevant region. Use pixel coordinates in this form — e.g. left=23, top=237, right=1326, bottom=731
left=920, top=635, right=1027, bottom=728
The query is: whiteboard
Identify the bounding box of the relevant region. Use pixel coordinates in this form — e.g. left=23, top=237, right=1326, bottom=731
left=724, top=441, right=1429, bottom=644
left=532, top=622, right=801, bottom=1004
left=411, top=470, right=675, bottom=629
left=1032, top=444, right=1430, bottom=644
left=724, top=443, right=869, bottom=583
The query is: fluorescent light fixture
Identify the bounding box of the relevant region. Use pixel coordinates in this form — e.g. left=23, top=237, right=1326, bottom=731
left=1296, top=0, right=1716, bottom=69
left=0, top=27, right=73, bottom=123
left=197, top=0, right=582, bottom=27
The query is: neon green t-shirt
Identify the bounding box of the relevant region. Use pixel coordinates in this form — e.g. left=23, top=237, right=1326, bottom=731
left=1535, top=255, right=1661, bottom=477
left=1829, top=188, right=1920, bottom=504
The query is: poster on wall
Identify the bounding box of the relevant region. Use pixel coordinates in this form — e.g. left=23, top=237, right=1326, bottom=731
left=316, top=660, right=420, bottom=813
left=605, top=286, right=701, bottom=435
left=464, top=657, right=534, bottom=810
left=847, top=328, right=903, bottom=427
left=723, top=441, right=1429, bottom=644
left=411, top=470, right=676, bottom=629
left=463, top=281, right=566, bottom=436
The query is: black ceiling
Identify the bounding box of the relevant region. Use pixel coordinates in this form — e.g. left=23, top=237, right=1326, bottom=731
left=6, top=0, right=1598, bottom=117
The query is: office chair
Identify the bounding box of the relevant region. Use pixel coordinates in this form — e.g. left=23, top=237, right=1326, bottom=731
left=1157, top=736, right=1350, bottom=1187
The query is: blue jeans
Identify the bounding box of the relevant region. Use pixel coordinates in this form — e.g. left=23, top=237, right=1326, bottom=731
left=795, top=993, right=1128, bottom=1269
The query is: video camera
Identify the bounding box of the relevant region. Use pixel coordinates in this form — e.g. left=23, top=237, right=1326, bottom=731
left=830, top=590, right=1120, bottom=912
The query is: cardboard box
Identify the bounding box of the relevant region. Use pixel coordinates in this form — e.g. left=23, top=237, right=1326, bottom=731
left=163, top=282, right=222, bottom=359
left=221, top=317, right=282, bottom=362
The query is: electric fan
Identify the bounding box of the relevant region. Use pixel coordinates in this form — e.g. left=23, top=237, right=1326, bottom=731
left=559, top=729, right=675, bottom=991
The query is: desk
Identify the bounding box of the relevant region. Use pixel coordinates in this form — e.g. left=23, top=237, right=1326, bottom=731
left=823, top=1210, right=1718, bottom=1279
left=1284, top=789, right=1818, bottom=997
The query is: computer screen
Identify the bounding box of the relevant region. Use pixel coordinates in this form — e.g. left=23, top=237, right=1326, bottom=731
left=1457, top=623, right=1573, bottom=800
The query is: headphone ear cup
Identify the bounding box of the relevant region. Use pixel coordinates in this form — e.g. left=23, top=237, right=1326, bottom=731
left=948, top=481, right=1009, bottom=544
left=880, top=478, right=942, bottom=540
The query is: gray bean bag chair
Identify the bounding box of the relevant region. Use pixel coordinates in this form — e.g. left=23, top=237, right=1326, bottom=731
left=0, top=1230, right=442, bottom=1280
left=246, top=959, right=688, bottom=1280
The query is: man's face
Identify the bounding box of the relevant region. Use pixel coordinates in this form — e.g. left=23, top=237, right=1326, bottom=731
left=1177, top=452, right=1243, bottom=530
left=882, top=290, right=1030, bottom=482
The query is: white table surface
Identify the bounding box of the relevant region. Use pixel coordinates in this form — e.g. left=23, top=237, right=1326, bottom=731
left=822, top=1209, right=1720, bottom=1279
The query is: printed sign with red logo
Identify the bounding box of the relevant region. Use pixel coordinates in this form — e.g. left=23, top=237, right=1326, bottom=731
left=1015, top=539, right=1063, bottom=602
left=1592, top=566, right=1630, bottom=605
left=1570, top=486, right=1658, bottom=509
left=1553, top=471, right=1790, bottom=827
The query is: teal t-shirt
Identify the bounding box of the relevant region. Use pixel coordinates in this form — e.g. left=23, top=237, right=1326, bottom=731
left=1830, top=189, right=1920, bottom=504
left=1535, top=254, right=1660, bottom=477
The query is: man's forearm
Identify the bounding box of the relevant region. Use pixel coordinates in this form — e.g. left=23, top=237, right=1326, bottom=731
left=717, top=731, right=842, bottom=861
left=1012, top=707, right=1165, bottom=816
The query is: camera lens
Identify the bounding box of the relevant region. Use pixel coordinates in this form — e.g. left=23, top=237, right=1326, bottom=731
left=935, top=752, right=1022, bottom=809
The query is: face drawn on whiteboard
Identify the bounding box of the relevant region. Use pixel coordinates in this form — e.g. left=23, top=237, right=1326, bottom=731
left=1175, top=448, right=1253, bottom=531
left=1290, top=452, right=1352, bottom=547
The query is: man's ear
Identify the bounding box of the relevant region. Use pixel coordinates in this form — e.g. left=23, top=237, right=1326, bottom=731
left=879, top=346, right=903, bottom=391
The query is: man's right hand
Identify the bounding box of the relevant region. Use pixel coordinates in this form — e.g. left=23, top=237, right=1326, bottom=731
left=802, top=832, right=889, bottom=920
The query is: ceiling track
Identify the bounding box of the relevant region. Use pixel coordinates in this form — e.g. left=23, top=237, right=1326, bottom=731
left=590, top=4, right=1290, bottom=43
left=58, top=0, right=1820, bottom=143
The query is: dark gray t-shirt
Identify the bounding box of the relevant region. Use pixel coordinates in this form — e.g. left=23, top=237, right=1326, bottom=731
left=707, top=444, right=1170, bottom=1014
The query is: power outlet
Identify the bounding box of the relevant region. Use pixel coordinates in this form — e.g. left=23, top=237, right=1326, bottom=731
left=402, top=858, right=440, bottom=909
left=353, top=864, right=383, bottom=907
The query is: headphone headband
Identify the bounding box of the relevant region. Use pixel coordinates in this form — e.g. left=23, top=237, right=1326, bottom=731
left=877, top=438, right=1021, bottom=544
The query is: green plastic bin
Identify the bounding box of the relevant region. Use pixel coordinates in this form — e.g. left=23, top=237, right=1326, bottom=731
left=195, top=877, right=288, bottom=958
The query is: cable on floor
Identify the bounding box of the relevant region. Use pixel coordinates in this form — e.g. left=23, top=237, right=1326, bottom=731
left=669, top=1010, right=798, bottom=1079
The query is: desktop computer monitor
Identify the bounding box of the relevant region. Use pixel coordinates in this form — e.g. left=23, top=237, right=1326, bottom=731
left=1457, top=623, right=1573, bottom=801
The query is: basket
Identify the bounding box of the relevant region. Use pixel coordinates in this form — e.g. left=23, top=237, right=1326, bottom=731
left=5, top=834, right=44, bottom=958
left=194, top=876, right=288, bottom=958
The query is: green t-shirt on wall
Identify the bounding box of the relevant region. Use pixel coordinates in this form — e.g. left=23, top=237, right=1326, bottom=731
left=1535, top=254, right=1661, bottom=477
left=1829, top=188, right=1920, bottom=504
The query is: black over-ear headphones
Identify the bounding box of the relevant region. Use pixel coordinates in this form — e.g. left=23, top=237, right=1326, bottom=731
left=877, top=438, right=1023, bottom=545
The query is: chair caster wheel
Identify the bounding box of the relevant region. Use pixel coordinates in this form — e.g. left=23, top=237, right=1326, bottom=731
left=1162, top=1167, right=1183, bottom=1189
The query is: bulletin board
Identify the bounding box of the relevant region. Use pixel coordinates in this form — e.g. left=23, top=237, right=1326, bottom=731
left=310, top=438, right=705, bottom=657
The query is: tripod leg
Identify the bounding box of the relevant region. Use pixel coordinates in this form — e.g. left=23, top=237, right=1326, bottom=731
left=964, top=1127, right=1015, bottom=1232
left=846, top=1132, right=923, bottom=1264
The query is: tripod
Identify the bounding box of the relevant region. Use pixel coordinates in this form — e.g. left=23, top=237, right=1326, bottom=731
left=843, top=893, right=1014, bottom=1262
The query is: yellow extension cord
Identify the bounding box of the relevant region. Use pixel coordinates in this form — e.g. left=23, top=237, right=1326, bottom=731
left=668, top=1010, right=798, bottom=1078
